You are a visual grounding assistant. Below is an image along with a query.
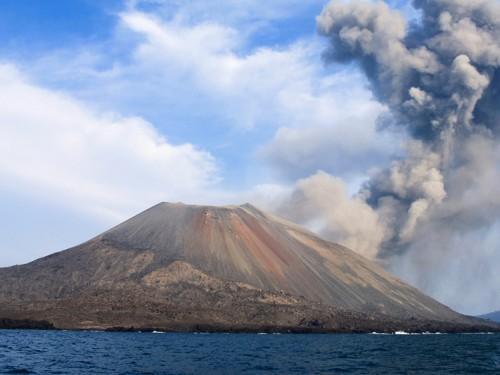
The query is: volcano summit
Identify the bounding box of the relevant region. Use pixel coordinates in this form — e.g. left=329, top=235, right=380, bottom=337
left=0, top=203, right=495, bottom=332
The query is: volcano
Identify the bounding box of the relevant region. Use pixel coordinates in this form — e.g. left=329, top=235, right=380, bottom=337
left=0, top=203, right=495, bottom=332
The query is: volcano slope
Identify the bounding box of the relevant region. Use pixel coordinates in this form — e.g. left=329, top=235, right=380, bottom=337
left=0, top=203, right=496, bottom=332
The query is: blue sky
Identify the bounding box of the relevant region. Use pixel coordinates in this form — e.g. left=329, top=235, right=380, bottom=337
left=0, top=0, right=412, bottom=266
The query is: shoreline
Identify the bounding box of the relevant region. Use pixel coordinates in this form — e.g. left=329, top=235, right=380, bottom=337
left=1, top=319, right=498, bottom=335
left=1, top=328, right=498, bottom=335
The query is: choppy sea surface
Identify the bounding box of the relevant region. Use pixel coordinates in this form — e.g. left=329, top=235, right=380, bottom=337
left=0, top=330, right=499, bottom=374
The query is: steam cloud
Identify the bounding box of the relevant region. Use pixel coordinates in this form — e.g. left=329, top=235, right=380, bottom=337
left=278, top=0, right=500, bottom=314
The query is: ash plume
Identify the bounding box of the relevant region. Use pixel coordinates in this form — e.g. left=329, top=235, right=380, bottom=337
left=278, top=0, right=500, bottom=313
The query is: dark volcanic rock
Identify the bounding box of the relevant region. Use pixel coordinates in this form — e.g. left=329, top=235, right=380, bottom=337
left=0, top=318, right=55, bottom=330
left=0, top=202, right=497, bottom=333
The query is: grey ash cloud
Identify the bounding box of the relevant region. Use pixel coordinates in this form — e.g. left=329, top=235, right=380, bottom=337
left=277, top=0, right=500, bottom=314
left=317, top=0, right=499, bottom=139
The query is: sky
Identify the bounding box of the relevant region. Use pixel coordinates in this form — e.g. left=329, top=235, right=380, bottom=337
left=0, top=0, right=498, bottom=315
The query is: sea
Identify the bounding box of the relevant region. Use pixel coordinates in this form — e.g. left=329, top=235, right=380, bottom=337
left=0, top=330, right=499, bottom=374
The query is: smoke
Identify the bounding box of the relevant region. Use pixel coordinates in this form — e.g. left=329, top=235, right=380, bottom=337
left=276, top=0, right=500, bottom=314
left=317, top=0, right=498, bottom=141
left=276, top=171, right=386, bottom=259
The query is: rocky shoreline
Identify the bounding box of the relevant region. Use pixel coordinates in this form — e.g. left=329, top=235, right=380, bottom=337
left=0, top=318, right=55, bottom=330
left=103, top=323, right=500, bottom=334
left=1, top=309, right=498, bottom=334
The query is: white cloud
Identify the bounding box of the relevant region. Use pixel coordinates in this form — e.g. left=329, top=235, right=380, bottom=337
left=0, top=64, right=218, bottom=221
left=14, top=7, right=400, bottom=185
left=120, top=10, right=325, bottom=130
left=130, top=0, right=325, bottom=28
left=115, top=10, right=400, bottom=181
left=259, top=69, right=397, bottom=179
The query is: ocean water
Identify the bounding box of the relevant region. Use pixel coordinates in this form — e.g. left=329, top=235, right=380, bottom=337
left=0, top=330, right=499, bottom=374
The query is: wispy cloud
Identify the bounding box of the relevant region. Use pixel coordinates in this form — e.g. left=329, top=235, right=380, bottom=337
left=0, top=64, right=218, bottom=221
left=117, top=10, right=399, bottom=179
